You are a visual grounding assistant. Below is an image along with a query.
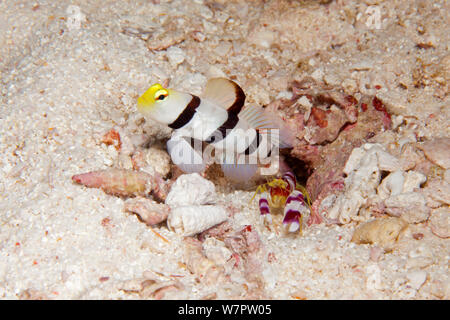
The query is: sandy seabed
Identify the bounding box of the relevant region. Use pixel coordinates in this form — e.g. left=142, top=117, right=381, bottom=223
left=0, top=0, right=448, bottom=299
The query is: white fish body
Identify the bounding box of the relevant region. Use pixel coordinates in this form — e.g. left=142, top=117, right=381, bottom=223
left=137, top=78, right=293, bottom=181
left=184, top=98, right=228, bottom=141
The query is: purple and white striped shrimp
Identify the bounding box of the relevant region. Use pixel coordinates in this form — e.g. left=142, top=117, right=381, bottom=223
left=253, top=171, right=310, bottom=234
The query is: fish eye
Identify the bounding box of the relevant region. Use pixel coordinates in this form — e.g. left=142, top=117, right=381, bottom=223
left=154, top=89, right=168, bottom=102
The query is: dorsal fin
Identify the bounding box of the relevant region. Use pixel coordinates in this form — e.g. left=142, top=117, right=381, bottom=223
left=203, top=78, right=246, bottom=114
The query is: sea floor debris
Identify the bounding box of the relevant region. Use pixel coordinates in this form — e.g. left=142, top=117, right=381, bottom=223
left=67, top=73, right=450, bottom=300
left=1, top=0, right=449, bottom=300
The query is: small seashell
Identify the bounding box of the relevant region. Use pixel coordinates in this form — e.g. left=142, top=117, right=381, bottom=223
left=352, top=217, right=408, bottom=251
left=183, top=238, right=227, bottom=285
left=165, top=173, right=216, bottom=207
left=384, top=192, right=430, bottom=224
left=121, top=26, right=152, bottom=41
left=138, top=279, right=184, bottom=300
left=131, top=147, right=171, bottom=177
left=72, top=169, right=154, bottom=197
left=167, top=205, right=228, bottom=237
left=124, top=197, right=170, bottom=226
left=72, top=168, right=170, bottom=200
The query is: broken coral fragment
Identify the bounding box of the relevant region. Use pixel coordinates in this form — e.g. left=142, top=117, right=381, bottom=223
left=223, top=226, right=266, bottom=299
left=326, top=144, right=401, bottom=224
left=418, top=137, right=450, bottom=169
left=343, top=143, right=401, bottom=174
left=428, top=206, right=450, bottom=239
left=101, top=128, right=122, bottom=151
left=183, top=238, right=227, bottom=285
left=121, top=276, right=184, bottom=300
left=377, top=170, right=426, bottom=200
left=421, top=178, right=450, bottom=208
left=124, top=197, right=170, bottom=226
left=139, top=279, right=184, bottom=300
left=351, top=217, right=408, bottom=251
left=377, top=171, right=405, bottom=199
left=202, top=237, right=233, bottom=267
left=384, top=192, right=430, bottom=224
left=287, top=89, right=394, bottom=225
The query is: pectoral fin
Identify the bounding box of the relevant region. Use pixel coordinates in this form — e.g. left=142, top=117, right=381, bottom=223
left=167, top=135, right=206, bottom=174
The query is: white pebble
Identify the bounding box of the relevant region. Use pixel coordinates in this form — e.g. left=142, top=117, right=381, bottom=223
left=366, top=264, right=382, bottom=290
left=166, top=47, right=185, bottom=66
left=406, top=270, right=427, bottom=290
left=214, top=41, right=232, bottom=57
left=275, top=91, right=293, bottom=100
left=249, top=30, right=275, bottom=49
left=311, top=68, right=324, bottom=82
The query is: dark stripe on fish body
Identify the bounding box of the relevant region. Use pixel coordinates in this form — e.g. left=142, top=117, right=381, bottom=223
left=204, top=84, right=246, bottom=143
left=168, top=95, right=200, bottom=129
left=219, top=113, right=239, bottom=139
left=227, top=82, right=246, bottom=114
left=244, top=131, right=262, bottom=155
